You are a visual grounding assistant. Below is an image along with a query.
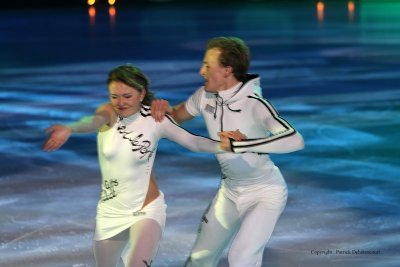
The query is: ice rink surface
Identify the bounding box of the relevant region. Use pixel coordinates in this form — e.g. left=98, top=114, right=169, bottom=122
left=1, top=1, right=399, bottom=266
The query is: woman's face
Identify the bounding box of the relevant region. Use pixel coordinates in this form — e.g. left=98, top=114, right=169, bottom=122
left=108, top=81, right=145, bottom=117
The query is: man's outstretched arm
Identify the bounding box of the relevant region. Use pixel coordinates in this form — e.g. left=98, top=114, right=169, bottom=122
left=151, top=100, right=194, bottom=124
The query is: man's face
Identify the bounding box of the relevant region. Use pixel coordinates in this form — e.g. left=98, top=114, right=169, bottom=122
left=199, top=48, right=231, bottom=92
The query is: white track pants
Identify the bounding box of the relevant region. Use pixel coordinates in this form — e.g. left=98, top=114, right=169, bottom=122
left=185, top=172, right=287, bottom=267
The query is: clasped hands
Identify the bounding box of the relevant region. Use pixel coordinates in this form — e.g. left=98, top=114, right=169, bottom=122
left=150, top=99, right=247, bottom=152
left=218, top=130, right=247, bottom=151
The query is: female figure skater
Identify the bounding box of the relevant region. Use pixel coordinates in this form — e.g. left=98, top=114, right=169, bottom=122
left=43, top=64, right=232, bottom=267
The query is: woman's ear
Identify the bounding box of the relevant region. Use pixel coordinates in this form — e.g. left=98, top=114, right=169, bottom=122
left=140, top=90, right=146, bottom=102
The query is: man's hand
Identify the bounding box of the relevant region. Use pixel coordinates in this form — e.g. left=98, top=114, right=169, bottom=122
left=151, top=99, right=172, bottom=122
left=43, top=124, right=72, bottom=151
left=218, top=130, right=247, bottom=152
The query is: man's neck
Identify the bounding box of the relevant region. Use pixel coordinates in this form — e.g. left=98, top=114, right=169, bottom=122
left=218, top=78, right=241, bottom=92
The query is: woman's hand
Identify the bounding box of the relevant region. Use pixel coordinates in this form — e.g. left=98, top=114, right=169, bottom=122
left=218, top=130, right=247, bottom=151
left=43, top=124, right=72, bottom=151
